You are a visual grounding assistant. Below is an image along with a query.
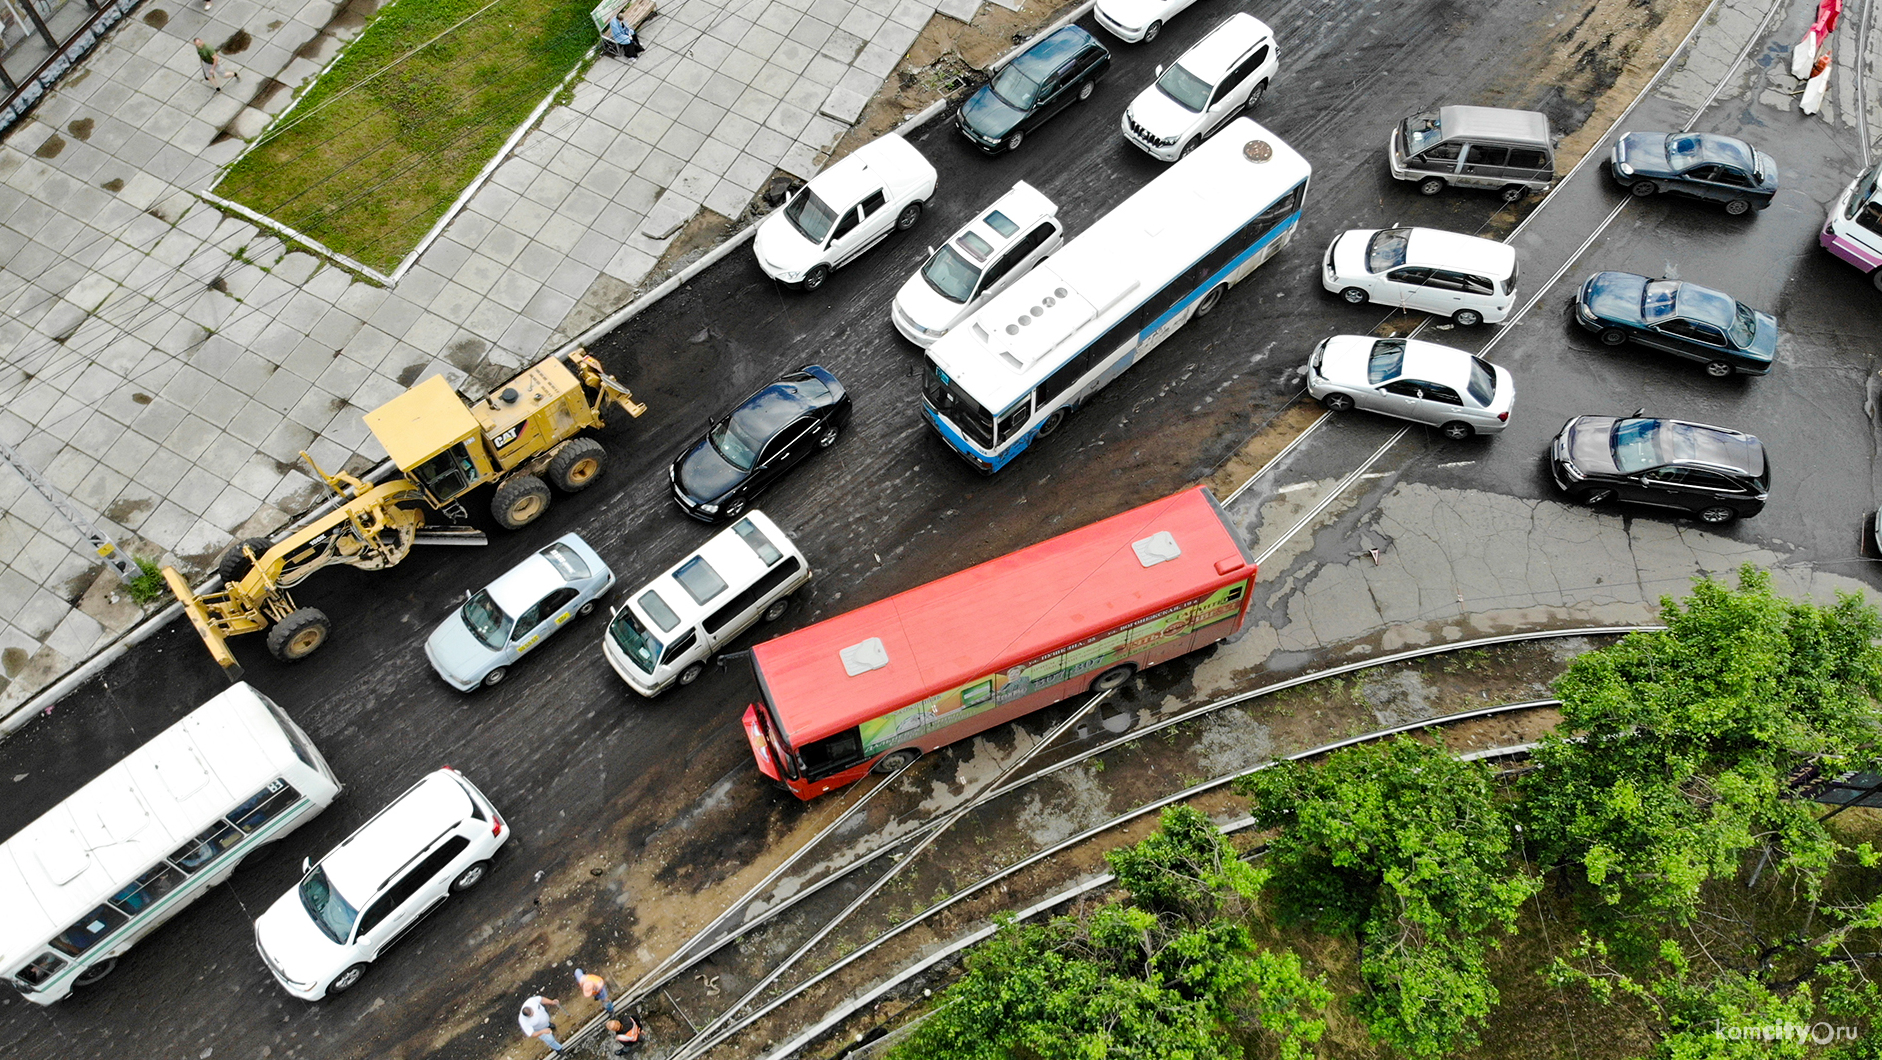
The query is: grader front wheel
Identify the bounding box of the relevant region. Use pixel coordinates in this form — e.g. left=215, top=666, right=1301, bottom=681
left=492, top=475, right=552, bottom=530
left=267, top=608, right=331, bottom=662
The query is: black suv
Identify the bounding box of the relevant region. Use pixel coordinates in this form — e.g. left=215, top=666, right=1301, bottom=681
left=1549, top=414, right=1769, bottom=524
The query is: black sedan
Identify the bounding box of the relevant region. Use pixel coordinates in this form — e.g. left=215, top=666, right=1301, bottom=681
left=1609, top=131, right=1777, bottom=214
left=670, top=365, right=851, bottom=522
left=1572, top=272, right=1776, bottom=377
left=1549, top=414, right=1769, bottom=524
left=958, top=25, right=1111, bottom=153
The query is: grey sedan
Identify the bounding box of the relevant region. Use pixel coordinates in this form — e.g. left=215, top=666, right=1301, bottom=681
left=425, top=533, right=615, bottom=690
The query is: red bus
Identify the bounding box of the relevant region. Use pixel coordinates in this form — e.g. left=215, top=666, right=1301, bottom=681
left=741, top=487, right=1257, bottom=799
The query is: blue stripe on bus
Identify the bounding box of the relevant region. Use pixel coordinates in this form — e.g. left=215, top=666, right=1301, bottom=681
left=1140, top=211, right=1299, bottom=340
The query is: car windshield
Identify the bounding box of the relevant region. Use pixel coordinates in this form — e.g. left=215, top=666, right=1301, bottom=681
left=1366, top=228, right=1410, bottom=273
left=1367, top=340, right=1405, bottom=383
left=1728, top=302, right=1757, bottom=348
left=1665, top=133, right=1705, bottom=168
left=921, top=245, right=982, bottom=303
left=1403, top=113, right=1442, bottom=156
left=1155, top=63, right=1211, bottom=112
left=1609, top=418, right=1695, bottom=474
left=607, top=608, right=663, bottom=673
left=460, top=590, right=512, bottom=651
left=990, top=64, right=1042, bottom=109
left=783, top=188, right=838, bottom=244
left=1467, top=357, right=1497, bottom=406
left=298, top=866, right=359, bottom=945
left=709, top=412, right=764, bottom=472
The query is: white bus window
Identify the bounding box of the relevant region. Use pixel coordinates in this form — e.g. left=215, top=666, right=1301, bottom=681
left=169, top=820, right=241, bottom=874
left=51, top=904, right=128, bottom=957
left=231, top=780, right=301, bottom=834
left=110, top=863, right=186, bottom=915
left=15, top=952, right=67, bottom=987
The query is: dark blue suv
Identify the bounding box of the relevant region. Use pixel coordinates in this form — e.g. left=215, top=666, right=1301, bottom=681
left=958, top=25, right=1112, bottom=153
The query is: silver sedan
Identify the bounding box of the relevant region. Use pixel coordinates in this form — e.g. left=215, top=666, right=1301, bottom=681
left=424, top=533, right=615, bottom=690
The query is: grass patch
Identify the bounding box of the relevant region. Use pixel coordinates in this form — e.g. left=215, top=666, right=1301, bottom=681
left=215, top=0, right=600, bottom=272
left=126, top=557, right=171, bottom=606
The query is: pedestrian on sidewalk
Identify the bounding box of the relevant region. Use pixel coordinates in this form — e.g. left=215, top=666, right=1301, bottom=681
left=605, top=1015, right=645, bottom=1056
left=575, top=967, right=615, bottom=1016
left=518, top=995, right=564, bottom=1053
left=194, top=39, right=238, bottom=91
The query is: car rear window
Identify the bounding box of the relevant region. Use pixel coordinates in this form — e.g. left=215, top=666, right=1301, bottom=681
left=1467, top=357, right=1496, bottom=406
left=540, top=542, right=590, bottom=581
left=734, top=519, right=783, bottom=565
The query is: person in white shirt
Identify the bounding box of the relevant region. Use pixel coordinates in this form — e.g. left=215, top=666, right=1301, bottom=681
left=518, top=995, right=564, bottom=1052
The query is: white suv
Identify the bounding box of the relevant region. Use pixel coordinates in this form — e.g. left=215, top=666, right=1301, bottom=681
left=891, top=181, right=1065, bottom=347
left=1122, top=13, right=1277, bottom=161
left=753, top=133, right=937, bottom=291
left=254, top=768, right=509, bottom=999
left=1322, top=225, right=1518, bottom=326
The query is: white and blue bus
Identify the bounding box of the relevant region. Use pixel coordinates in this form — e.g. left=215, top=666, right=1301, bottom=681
left=921, top=117, right=1311, bottom=472
left=0, top=684, right=340, bottom=1004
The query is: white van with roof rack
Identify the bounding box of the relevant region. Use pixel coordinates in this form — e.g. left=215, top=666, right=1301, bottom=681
left=892, top=181, right=1064, bottom=347
left=602, top=512, right=810, bottom=696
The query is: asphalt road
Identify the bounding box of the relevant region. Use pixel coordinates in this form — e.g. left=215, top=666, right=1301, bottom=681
left=1, top=0, right=1877, bottom=1057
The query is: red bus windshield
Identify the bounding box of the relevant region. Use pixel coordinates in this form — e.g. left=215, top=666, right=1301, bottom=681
left=747, top=487, right=1255, bottom=798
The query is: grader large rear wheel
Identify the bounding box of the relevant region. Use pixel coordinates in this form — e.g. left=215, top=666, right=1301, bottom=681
left=267, top=608, right=331, bottom=662
left=492, top=475, right=552, bottom=530
left=548, top=438, right=607, bottom=492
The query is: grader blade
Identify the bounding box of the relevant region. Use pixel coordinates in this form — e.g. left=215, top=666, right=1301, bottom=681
left=162, top=566, right=243, bottom=679
left=412, top=526, right=489, bottom=546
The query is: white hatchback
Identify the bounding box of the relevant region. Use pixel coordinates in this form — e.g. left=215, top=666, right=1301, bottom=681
left=891, top=181, right=1065, bottom=347
left=1307, top=334, right=1515, bottom=438
left=254, top=768, right=509, bottom=1000
left=1094, top=0, right=1202, bottom=42
left=753, top=133, right=937, bottom=291
left=1322, top=225, right=1518, bottom=326
left=1122, top=13, right=1277, bottom=162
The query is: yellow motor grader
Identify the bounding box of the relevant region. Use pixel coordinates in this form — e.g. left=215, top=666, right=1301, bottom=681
left=163, top=350, right=645, bottom=676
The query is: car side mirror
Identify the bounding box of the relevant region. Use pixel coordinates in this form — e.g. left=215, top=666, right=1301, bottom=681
left=1632, top=407, right=1647, bottom=417
left=1155, top=64, right=1164, bottom=76
left=301, top=857, right=312, bottom=875
left=926, top=245, right=936, bottom=257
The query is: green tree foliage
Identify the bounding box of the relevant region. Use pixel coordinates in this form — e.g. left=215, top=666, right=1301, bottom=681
left=1520, top=566, right=1882, bottom=923
left=1238, top=736, right=1539, bottom=1059
left=894, top=807, right=1329, bottom=1060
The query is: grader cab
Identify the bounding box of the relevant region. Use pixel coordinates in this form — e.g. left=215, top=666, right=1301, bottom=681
left=163, top=349, right=645, bottom=676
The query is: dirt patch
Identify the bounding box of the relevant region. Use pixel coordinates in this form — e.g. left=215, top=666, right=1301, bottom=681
left=638, top=207, right=737, bottom=295
left=34, top=134, right=64, bottom=159
left=66, top=118, right=93, bottom=141
left=142, top=7, right=168, bottom=28
left=1204, top=400, right=1323, bottom=497
left=832, top=0, right=1083, bottom=162
left=1487, top=0, right=1712, bottom=169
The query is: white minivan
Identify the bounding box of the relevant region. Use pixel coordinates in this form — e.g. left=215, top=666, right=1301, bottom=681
left=602, top=512, right=810, bottom=696
left=891, top=181, right=1064, bottom=347
left=1122, top=13, right=1277, bottom=162
left=254, top=768, right=508, bottom=1000
left=1322, top=225, right=1518, bottom=326
left=753, top=133, right=937, bottom=291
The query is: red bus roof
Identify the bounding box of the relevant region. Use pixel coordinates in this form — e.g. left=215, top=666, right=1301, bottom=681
left=752, top=487, right=1253, bottom=744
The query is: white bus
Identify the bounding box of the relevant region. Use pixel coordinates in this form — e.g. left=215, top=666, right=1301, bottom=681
left=1820, top=159, right=1882, bottom=291
left=921, top=117, right=1311, bottom=472
left=0, top=683, right=341, bottom=1004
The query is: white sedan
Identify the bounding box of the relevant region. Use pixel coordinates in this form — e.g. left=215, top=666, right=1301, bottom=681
left=753, top=133, right=937, bottom=291
left=891, top=181, right=1064, bottom=347
left=1094, top=0, right=1203, bottom=42
left=1306, top=334, right=1515, bottom=439
left=423, top=533, right=615, bottom=690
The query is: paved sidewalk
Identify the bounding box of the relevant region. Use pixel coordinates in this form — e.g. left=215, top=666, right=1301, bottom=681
left=0, top=0, right=1013, bottom=713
